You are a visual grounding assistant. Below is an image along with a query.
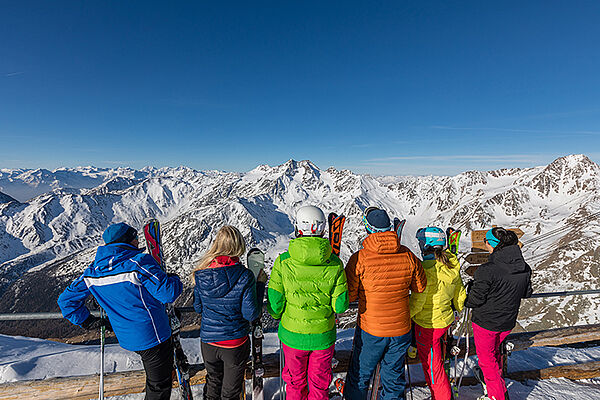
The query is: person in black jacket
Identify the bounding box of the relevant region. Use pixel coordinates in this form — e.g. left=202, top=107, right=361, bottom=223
left=465, top=227, right=532, bottom=400
left=193, top=225, right=263, bottom=400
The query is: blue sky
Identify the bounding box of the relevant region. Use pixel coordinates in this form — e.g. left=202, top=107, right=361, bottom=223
left=1, top=1, right=600, bottom=175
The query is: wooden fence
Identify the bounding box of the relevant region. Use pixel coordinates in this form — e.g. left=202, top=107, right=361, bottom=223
left=1, top=323, right=599, bottom=399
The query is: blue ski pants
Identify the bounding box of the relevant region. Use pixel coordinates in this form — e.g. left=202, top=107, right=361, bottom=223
left=343, top=327, right=412, bottom=400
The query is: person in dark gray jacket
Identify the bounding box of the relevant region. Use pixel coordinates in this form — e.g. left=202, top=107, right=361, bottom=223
left=465, top=227, right=532, bottom=400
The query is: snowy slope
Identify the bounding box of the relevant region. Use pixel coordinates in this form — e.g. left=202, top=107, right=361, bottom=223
left=1, top=332, right=600, bottom=400
left=0, top=155, right=599, bottom=334
left=0, top=167, right=152, bottom=203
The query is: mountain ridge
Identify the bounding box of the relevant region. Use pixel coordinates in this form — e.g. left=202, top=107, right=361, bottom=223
left=0, top=154, right=599, bottom=337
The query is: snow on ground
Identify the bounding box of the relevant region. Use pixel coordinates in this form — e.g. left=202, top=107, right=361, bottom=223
left=104, top=377, right=600, bottom=400
left=1, top=331, right=600, bottom=399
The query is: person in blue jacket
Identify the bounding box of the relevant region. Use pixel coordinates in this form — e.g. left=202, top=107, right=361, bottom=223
left=193, top=225, right=262, bottom=400
left=58, top=222, right=183, bottom=400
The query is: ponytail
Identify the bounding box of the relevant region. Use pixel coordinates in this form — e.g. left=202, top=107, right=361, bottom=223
left=434, top=247, right=454, bottom=268
left=491, top=227, right=518, bottom=251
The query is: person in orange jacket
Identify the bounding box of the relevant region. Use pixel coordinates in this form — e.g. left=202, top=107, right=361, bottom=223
left=343, top=207, right=427, bottom=400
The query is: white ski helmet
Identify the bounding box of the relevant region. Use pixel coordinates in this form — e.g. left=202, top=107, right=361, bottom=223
left=295, top=205, right=326, bottom=237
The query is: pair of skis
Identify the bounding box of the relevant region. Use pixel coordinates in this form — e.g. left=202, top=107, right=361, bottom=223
left=327, top=212, right=346, bottom=398
left=247, top=248, right=267, bottom=400
left=143, top=219, right=194, bottom=400
left=444, top=227, right=464, bottom=400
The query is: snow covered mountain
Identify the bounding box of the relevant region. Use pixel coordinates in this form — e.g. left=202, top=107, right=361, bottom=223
left=1, top=154, right=599, bottom=337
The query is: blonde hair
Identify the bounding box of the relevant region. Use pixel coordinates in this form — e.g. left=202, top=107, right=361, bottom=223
left=194, top=226, right=246, bottom=272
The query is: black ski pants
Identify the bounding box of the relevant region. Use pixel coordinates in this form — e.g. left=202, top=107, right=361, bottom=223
left=201, top=339, right=250, bottom=400
left=135, top=337, right=174, bottom=400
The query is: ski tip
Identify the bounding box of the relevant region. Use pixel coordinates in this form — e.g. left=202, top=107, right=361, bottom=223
left=248, top=247, right=264, bottom=255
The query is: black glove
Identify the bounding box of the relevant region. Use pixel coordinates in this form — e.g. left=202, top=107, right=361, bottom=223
left=466, top=279, right=474, bottom=293
left=81, top=315, right=112, bottom=332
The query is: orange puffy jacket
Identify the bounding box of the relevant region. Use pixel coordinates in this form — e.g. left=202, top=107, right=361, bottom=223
left=346, top=231, right=427, bottom=337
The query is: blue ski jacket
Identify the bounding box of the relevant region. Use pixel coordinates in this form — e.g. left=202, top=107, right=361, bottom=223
left=193, top=257, right=260, bottom=343
left=57, top=243, right=183, bottom=351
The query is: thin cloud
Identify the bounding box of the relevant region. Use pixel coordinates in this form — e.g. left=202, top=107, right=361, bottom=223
left=430, top=125, right=600, bottom=135
left=100, top=160, right=131, bottom=165
left=157, top=97, right=234, bottom=109
left=0, top=134, right=34, bottom=139
left=4, top=71, right=24, bottom=77
left=351, top=140, right=413, bottom=148
left=364, top=154, right=542, bottom=163
left=522, top=108, right=600, bottom=120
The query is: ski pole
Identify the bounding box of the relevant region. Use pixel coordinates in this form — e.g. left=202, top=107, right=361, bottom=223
left=99, top=308, right=105, bottom=400
left=405, top=360, right=413, bottom=400
left=456, top=308, right=471, bottom=391
left=279, top=341, right=285, bottom=400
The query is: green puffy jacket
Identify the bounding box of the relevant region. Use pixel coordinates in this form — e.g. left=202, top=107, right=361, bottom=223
left=409, top=251, right=466, bottom=329
left=267, top=236, right=349, bottom=350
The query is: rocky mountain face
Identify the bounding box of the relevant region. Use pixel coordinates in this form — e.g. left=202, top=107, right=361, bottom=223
left=1, top=154, right=599, bottom=337
left=0, top=192, right=18, bottom=205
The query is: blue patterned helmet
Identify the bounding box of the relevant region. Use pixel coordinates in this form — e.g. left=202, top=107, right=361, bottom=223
left=416, top=226, right=447, bottom=250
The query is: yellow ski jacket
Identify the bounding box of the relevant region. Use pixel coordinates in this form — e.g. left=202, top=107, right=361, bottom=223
left=409, top=251, right=466, bottom=329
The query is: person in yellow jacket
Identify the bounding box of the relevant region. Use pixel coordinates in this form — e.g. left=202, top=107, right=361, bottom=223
left=410, top=227, right=466, bottom=400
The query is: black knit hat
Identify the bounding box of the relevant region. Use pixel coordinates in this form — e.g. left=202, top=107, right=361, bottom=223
left=363, top=207, right=392, bottom=233
left=102, top=223, right=138, bottom=244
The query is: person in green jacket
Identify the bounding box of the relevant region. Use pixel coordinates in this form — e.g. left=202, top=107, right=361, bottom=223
left=267, top=205, right=349, bottom=400
left=410, top=227, right=466, bottom=400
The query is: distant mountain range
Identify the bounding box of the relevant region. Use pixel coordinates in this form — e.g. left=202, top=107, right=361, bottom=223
left=1, top=154, right=599, bottom=337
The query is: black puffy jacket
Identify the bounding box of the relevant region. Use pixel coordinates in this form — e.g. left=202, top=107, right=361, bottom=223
left=465, top=245, right=532, bottom=332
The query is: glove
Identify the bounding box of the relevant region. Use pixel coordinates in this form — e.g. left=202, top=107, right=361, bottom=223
left=81, top=315, right=112, bottom=332
left=407, top=345, right=417, bottom=359
left=167, top=272, right=179, bottom=278
left=466, top=280, right=474, bottom=292
left=257, top=269, right=268, bottom=284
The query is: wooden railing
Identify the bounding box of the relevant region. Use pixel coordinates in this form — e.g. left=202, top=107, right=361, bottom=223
left=1, top=290, right=599, bottom=399
left=0, top=323, right=599, bottom=399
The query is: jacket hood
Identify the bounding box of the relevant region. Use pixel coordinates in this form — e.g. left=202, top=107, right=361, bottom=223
left=489, top=245, right=528, bottom=274
left=94, top=243, right=144, bottom=270
left=362, top=231, right=400, bottom=254
left=288, top=237, right=332, bottom=265
left=422, top=251, right=461, bottom=284
left=194, top=262, right=246, bottom=298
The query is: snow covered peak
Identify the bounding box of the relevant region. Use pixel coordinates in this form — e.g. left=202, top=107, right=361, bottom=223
left=523, top=154, right=600, bottom=196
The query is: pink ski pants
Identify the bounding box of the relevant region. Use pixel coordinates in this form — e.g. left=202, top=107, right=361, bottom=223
left=415, top=324, right=452, bottom=400
left=472, top=322, right=511, bottom=400
left=281, top=343, right=335, bottom=400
